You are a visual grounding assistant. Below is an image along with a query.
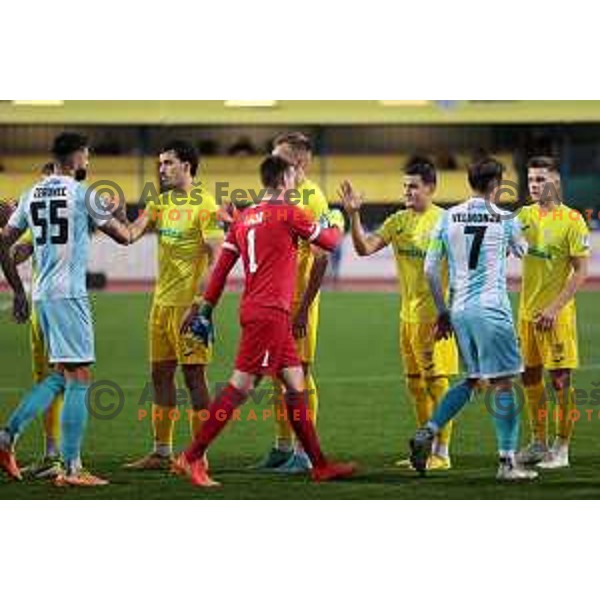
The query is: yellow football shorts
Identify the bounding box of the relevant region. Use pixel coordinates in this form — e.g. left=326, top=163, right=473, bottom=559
left=518, top=319, right=579, bottom=371
left=400, top=320, right=459, bottom=378
left=30, top=305, right=50, bottom=382
left=149, top=304, right=212, bottom=365
left=292, top=294, right=320, bottom=364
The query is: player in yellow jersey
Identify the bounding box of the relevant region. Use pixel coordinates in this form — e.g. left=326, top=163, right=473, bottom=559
left=340, top=157, right=458, bottom=470
left=125, top=141, right=223, bottom=469
left=516, top=156, right=590, bottom=469
left=252, top=132, right=331, bottom=473
left=1, top=162, right=65, bottom=478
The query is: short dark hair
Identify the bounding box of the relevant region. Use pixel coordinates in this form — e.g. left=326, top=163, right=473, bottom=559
left=260, top=155, right=292, bottom=189
left=468, top=157, right=504, bottom=194
left=51, top=132, right=88, bottom=164
left=404, top=156, right=437, bottom=186
left=41, top=162, right=56, bottom=176
left=161, top=140, right=199, bottom=177
left=272, top=131, right=312, bottom=153
left=527, top=155, right=560, bottom=173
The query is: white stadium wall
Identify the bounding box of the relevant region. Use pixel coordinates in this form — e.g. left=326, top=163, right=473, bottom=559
left=4, top=231, right=600, bottom=287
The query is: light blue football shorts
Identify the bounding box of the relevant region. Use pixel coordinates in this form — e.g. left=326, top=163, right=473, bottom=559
left=451, top=309, right=522, bottom=379
left=33, top=297, right=95, bottom=364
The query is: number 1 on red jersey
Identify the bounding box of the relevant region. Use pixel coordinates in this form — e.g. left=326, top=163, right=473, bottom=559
left=247, top=228, right=258, bottom=273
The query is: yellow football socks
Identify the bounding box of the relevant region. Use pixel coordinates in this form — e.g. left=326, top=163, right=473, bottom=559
left=406, top=376, right=433, bottom=427
left=153, top=404, right=175, bottom=456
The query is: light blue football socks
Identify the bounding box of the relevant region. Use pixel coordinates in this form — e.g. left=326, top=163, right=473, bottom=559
left=491, top=389, right=520, bottom=454
left=4, top=372, right=66, bottom=441
left=428, top=380, right=473, bottom=432
left=61, top=380, right=90, bottom=471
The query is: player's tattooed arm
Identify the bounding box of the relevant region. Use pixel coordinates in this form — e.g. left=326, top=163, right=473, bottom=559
left=128, top=209, right=153, bottom=242
left=97, top=218, right=133, bottom=245
left=0, top=225, right=29, bottom=323
left=97, top=209, right=152, bottom=245
left=535, top=256, right=588, bottom=331
left=338, top=180, right=387, bottom=256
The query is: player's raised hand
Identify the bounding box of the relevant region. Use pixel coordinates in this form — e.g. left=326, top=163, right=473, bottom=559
left=12, top=291, right=29, bottom=324
left=338, top=180, right=362, bottom=215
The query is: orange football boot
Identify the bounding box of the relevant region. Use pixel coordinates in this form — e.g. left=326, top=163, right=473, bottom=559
left=172, top=453, right=220, bottom=487
left=311, top=461, right=357, bottom=482
left=0, top=448, right=22, bottom=481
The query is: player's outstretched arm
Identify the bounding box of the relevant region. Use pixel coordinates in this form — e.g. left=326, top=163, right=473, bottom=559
left=128, top=209, right=153, bottom=242
left=97, top=210, right=152, bottom=245
left=286, top=203, right=342, bottom=252
left=97, top=217, right=133, bottom=245
left=0, top=226, right=29, bottom=323
left=338, top=181, right=387, bottom=256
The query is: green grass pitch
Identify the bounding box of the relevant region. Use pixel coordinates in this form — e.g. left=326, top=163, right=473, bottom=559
left=1, top=291, right=600, bottom=499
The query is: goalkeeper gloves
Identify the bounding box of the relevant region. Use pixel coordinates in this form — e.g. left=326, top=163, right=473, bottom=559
left=320, top=208, right=346, bottom=233
left=190, top=302, right=215, bottom=346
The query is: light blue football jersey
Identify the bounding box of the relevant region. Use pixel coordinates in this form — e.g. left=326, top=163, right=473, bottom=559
left=8, top=175, right=111, bottom=301
left=425, top=197, right=527, bottom=317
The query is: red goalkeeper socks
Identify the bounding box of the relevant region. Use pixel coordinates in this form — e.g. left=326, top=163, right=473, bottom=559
left=185, top=383, right=247, bottom=462
left=284, top=390, right=326, bottom=468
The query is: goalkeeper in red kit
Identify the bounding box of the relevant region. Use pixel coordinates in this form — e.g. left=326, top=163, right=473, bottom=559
left=172, top=155, right=356, bottom=487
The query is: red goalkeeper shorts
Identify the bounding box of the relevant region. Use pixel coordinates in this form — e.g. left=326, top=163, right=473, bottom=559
left=235, top=307, right=301, bottom=376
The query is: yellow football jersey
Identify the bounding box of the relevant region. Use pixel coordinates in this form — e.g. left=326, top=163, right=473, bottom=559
left=378, top=204, right=448, bottom=323
left=293, top=178, right=329, bottom=304
left=148, top=187, right=224, bottom=307
left=518, top=203, right=590, bottom=324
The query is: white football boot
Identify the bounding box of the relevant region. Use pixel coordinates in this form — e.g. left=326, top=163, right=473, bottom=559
left=496, top=457, right=538, bottom=481
left=537, top=438, right=570, bottom=470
